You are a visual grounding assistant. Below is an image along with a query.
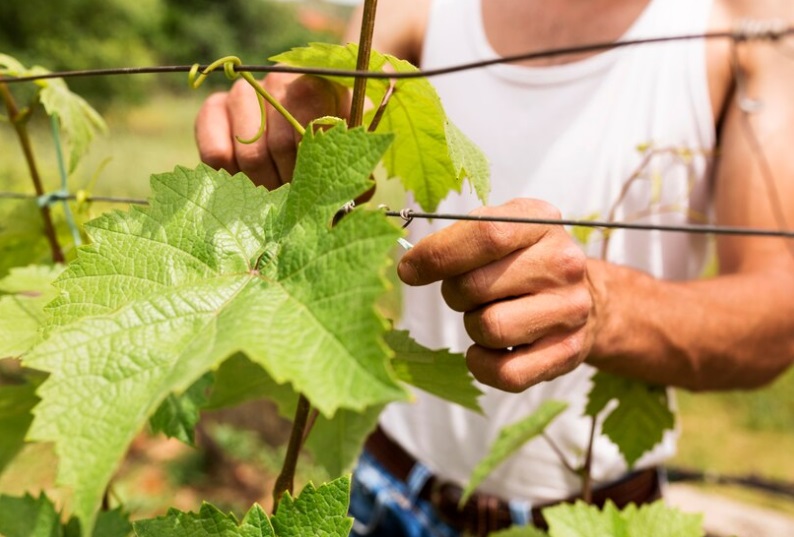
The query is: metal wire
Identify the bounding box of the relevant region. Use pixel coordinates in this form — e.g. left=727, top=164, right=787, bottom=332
left=1, top=26, right=793, bottom=85
left=382, top=210, right=794, bottom=239
left=2, top=191, right=791, bottom=238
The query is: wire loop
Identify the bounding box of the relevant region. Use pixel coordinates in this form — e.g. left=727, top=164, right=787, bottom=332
left=398, top=208, right=414, bottom=228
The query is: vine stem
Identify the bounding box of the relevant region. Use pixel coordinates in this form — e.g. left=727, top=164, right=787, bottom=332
left=349, top=0, right=378, bottom=128
left=0, top=83, right=65, bottom=263
left=272, top=394, right=312, bottom=512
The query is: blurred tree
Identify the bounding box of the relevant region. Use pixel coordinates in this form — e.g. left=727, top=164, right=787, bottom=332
left=0, top=0, right=162, bottom=104
left=0, top=0, right=340, bottom=104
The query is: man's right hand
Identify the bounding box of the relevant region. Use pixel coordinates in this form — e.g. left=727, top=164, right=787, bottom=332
left=195, top=73, right=350, bottom=190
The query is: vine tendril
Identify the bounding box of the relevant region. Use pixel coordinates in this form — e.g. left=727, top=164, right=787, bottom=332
left=189, top=56, right=305, bottom=142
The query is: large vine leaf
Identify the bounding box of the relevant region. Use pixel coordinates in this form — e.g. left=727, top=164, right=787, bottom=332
left=461, top=400, right=568, bottom=504
left=0, top=265, right=62, bottom=359
left=584, top=372, right=675, bottom=467
left=133, top=477, right=352, bottom=537
left=386, top=329, right=482, bottom=413
left=542, top=500, right=703, bottom=537
left=24, top=125, right=408, bottom=530
left=0, top=53, right=107, bottom=173
left=272, top=44, right=490, bottom=211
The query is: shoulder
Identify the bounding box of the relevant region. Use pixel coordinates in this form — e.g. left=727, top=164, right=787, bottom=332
left=343, top=0, right=433, bottom=65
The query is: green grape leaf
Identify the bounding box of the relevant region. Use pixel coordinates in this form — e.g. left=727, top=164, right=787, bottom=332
left=462, top=400, right=568, bottom=505
left=623, top=501, right=703, bottom=536
left=38, top=80, right=107, bottom=173
left=133, top=503, right=274, bottom=537
left=270, top=43, right=390, bottom=102
left=584, top=372, right=675, bottom=467
left=0, top=265, right=62, bottom=358
left=0, top=493, right=131, bottom=537
left=149, top=372, right=214, bottom=446
left=24, top=125, right=408, bottom=531
left=134, top=478, right=352, bottom=537
left=0, top=373, right=44, bottom=475
left=0, top=54, right=106, bottom=173
left=90, top=509, right=133, bottom=537
left=305, top=405, right=383, bottom=478
left=445, top=119, right=491, bottom=203
left=542, top=500, right=703, bottom=537
left=273, top=44, right=490, bottom=211
left=271, top=477, right=353, bottom=537
left=386, top=329, right=482, bottom=413
left=0, top=493, right=61, bottom=537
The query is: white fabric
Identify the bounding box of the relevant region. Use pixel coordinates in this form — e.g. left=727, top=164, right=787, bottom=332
left=381, top=0, right=717, bottom=502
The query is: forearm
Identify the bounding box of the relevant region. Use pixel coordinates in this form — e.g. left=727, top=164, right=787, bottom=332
left=586, top=258, right=794, bottom=391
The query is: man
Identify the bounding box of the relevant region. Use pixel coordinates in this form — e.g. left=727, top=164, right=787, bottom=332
left=196, top=0, right=794, bottom=534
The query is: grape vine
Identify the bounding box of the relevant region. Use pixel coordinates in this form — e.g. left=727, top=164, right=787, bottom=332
left=0, top=1, right=715, bottom=535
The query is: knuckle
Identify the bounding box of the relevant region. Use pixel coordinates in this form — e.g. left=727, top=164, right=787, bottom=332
left=480, top=220, right=518, bottom=254
left=457, top=269, right=491, bottom=306
left=474, top=307, right=506, bottom=347
left=555, top=244, right=587, bottom=284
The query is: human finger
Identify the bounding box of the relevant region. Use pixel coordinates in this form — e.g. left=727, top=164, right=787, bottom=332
left=465, top=331, right=588, bottom=392
left=462, top=287, right=591, bottom=350
left=397, top=199, right=561, bottom=286
left=441, top=240, right=586, bottom=312
left=227, top=77, right=281, bottom=189
left=196, top=91, right=238, bottom=174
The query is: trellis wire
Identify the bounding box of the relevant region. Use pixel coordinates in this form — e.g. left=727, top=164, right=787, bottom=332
left=2, top=20, right=794, bottom=241
left=0, top=23, right=792, bottom=84
left=2, top=190, right=792, bottom=239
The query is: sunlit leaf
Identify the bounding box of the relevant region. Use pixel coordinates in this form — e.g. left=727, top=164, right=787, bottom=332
left=272, top=44, right=490, bottom=211
left=24, top=125, right=407, bottom=531
left=462, top=400, right=568, bottom=504
left=585, top=372, right=674, bottom=467
left=386, top=329, right=482, bottom=413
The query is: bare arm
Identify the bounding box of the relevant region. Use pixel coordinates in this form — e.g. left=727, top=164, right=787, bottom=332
left=585, top=3, right=794, bottom=390
left=398, top=3, right=794, bottom=392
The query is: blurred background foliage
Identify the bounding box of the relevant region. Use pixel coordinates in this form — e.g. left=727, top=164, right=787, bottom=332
left=0, top=0, right=350, bottom=105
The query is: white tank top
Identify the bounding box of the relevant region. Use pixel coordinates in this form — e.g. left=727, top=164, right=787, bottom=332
left=383, top=0, right=716, bottom=503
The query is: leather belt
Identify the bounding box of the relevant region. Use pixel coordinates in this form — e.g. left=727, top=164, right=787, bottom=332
left=364, top=427, right=662, bottom=536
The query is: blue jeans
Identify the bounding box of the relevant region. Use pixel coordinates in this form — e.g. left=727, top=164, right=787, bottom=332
left=349, top=451, right=534, bottom=537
